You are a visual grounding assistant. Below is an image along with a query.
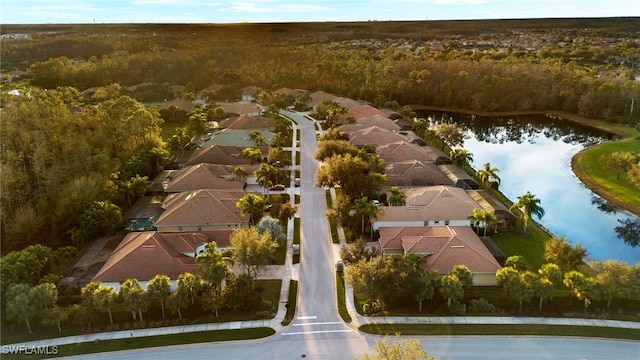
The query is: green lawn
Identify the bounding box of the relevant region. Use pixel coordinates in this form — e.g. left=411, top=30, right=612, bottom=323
left=6, top=328, right=275, bottom=360
left=281, top=280, right=298, bottom=326
left=358, top=323, right=638, bottom=340
left=491, top=225, right=549, bottom=270
left=336, top=272, right=352, bottom=323
left=573, top=137, right=640, bottom=215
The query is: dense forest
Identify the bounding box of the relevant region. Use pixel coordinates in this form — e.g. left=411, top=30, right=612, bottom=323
left=1, top=18, right=639, bottom=252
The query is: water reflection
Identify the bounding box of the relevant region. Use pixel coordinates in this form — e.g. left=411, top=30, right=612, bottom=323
left=418, top=111, right=640, bottom=263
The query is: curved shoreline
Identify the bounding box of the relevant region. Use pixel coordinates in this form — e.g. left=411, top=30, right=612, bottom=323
left=411, top=105, right=639, bottom=217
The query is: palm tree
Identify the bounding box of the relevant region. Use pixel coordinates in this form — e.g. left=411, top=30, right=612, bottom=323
left=468, top=208, right=499, bottom=236
left=236, top=193, right=265, bottom=225
left=510, top=191, right=545, bottom=233
left=476, top=162, right=501, bottom=190
left=353, top=197, right=379, bottom=235
left=449, top=148, right=473, bottom=167
left=387, top=186, right=405, bottom=206
left=233, top=166, right=248, bottom=184
left=254, top=163, right=277, bottom=195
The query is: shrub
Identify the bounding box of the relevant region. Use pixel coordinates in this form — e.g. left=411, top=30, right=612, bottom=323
left=468, top=298, right=497, bottom=314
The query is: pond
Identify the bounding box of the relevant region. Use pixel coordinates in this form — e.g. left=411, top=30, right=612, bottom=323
left=418, top=110, right=640, bottom=264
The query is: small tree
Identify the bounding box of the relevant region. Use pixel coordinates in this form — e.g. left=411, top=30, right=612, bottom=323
left=600, top=151, right=637, bottom=180
left=40, top=307, right=68, bottom=332
left=177, top=272, right=202, bottom=305
left=544, top=237, right=587, bottom=272
left=450, top=265, right=473, bottom=288
left=119, top=278, right=148, bottom=322
left=433, top=123, right=465, bottom=150
left=230, top=227, right=279, bottom=278
left=563, top=271, right=585, bottom=307
left=438, top=274, right=463, bottom=306
left=147, top=274, right=171, bottom=319
left=361, top=338, right=438, bottom=360
left=574, top=277, right=600, bottom=312
left=257, top=216, right=286, bottom=243
left=6, top=283, right=35, bottom=333
left=168, top=287, right=189, bottom=320
left=94, top=285, right=117, bottom=325
left=592, top=260, right=634, bottom=308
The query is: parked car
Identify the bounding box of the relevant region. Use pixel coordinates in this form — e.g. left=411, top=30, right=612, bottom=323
left=335, top=260, right=344, bottom=272
left=270, top=184, right=286, bottom=191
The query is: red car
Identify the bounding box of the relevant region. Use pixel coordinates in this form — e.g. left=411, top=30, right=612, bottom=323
left=270, top=184, right=286, bottom=191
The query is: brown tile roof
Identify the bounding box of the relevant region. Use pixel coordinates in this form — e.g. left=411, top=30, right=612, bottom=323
left=385, top=160, right=453, bottom=187
left=164, top=164, right=244, bottom=192
left=333, top=97, right=363, bottom=110
left=375, top=141, right=438, bottom=163
left=348, top=126, right=408, bottom=147
left=273, top=87, right=306, bottom=98
left=155, top=189, right=249, bottom=228
left=217, top=114, right=276, bottom=130
left=161, top=99, right=195, bottom=113
left=376, top=186, right=482, bottom=223
left=309, top=91, right=338, bottom=107
left=378, top=226, right=501, bottom=274
left=185, top=145, right=267, bottom=166
left=219, top=102, right=262, bottom=115
left=357, top=115, right=401, bottom=131
left=339, top=104, right=388, bottom=121
left=92, top=231, right=207, bottom=282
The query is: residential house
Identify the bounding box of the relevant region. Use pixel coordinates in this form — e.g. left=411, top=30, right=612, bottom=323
left=338, top=104, right=388, bottom=122
left=378, top=226, right=501, bottom=286
left=154, top=189, right=249, bottom=232
left=162, top=163, right=245, bottom=193
left=309, top=90, right=339, bottom=108
left=185, top=144, right=267, bottom=167
left=385, top=160, right=453, bottom=187
left=92, top=230, right=235, bottom=291
left=217, top=114, right=276, bottom=130
left=372, top=185, right=482, bottom=231
left=339, top=115, right=401, bottom=131
left=241, top=86, right=258, bottom=102
left=376, top=141, right=444, bottom=163
left=218, top=101, right=261, bottom=116
left=347, top=126, right=409, bottom=147
left=198, top=128, right=274, bottom=148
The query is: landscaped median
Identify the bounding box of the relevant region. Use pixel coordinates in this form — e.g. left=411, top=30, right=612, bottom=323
left=359, top=323, right=639, bottom=340
left=2, top=328, right=275, bottom=360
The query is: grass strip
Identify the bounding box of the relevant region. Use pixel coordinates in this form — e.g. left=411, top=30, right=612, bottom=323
left=6, top=328, right=275, bottom=360
left=281, top=280, right=298, bottom=326
left=336, top=272, right=352, bottom=323
left=359, top=323, right=639, bottom=340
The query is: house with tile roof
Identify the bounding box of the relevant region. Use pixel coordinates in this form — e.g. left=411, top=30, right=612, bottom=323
left=217, top=114, right=276, bottom=130
left=308, top=91, right=339, bottom=107
left=92, top=230, right=235, bottom=291
left=240, top=86, right=259, bottom=102
left=375, top=141, right=442, bottom=163
left=198, top=129, right=274, bottom=148
left=347, top=126, right=409, bottom=147
left=218, top=101, right=261, bottom=116
left=185, top=144, right=267, bottom=167
left=372, top=185, right=482, bottom=231
left=378, top=226, right=501, bottom=286
left=154, top=189, right=249, bottom=232
left=163, top=163, right=244, bottom=193
left=338, top=104, right=389, bottom=122
left=384, top=160, right=453, bottom=187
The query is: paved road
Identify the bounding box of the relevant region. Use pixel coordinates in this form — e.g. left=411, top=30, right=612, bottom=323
left=279, top=110, right=368, bottom=346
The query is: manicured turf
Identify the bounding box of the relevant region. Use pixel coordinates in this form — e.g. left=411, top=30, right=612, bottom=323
left=358, top=323, right=639, bottom=340
left=491, top=225, right=549, bottom=270
left=573, top=136, right=640, bottom=215
left=336, top=272, right=352, bottom=323
left=6, top=328, right=275, bottom=360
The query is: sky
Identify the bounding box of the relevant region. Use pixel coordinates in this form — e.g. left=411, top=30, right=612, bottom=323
left=1, top=0, right=639, bottom=24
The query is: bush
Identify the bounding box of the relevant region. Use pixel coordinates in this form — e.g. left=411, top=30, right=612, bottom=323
left=437, top=300, right=467, bottom=315
left=255, top=310, right=271, bottom=319
left=468, top=298, right=497, bottom=314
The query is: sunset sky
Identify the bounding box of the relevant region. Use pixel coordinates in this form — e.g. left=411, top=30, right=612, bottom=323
left=2, top=0, right=639, bottom=24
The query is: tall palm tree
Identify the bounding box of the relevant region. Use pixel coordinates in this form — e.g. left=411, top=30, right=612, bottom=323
left=468, top=208, right=500, bottom=236
left=353, top=197, right=379, bottom=235
left=509, top=191, right=545, bottom=233
left=476, top=162, right=501, bottom=190
left=449, top=148, right=473, bottom=167
left=236, top=193, right=265, bottom=225
left=233, top=166, right=248, bottom=184
left=254, top=163, right=277, bottom=195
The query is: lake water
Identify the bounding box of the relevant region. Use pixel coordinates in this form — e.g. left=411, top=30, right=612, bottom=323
left=418, top=111, right=640, bottom=264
